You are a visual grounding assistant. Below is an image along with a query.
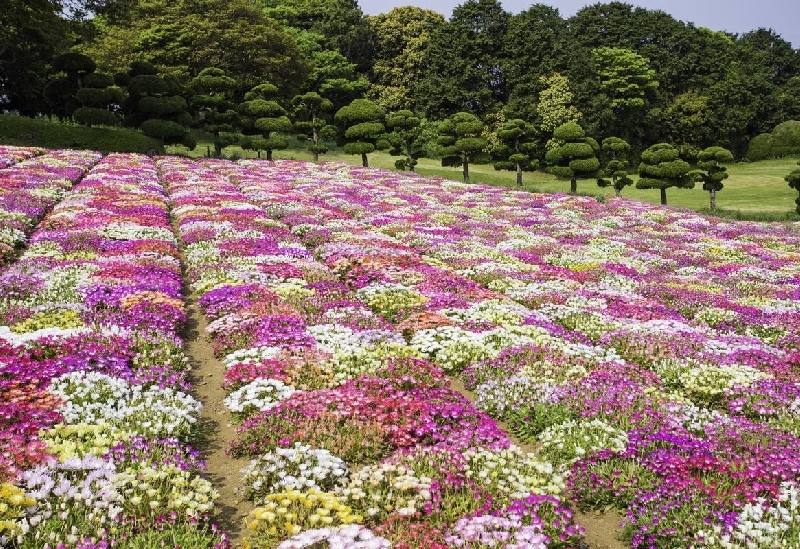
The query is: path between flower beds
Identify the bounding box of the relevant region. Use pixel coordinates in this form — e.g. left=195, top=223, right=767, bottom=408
left=182, top=277, right=254, bottom=543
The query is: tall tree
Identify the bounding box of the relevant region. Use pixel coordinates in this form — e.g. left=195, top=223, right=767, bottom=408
left=73, top=71, right=122, bottom=127
left=191, top=67, right=238, bottom=157
left=537, top=73, right=582, bottom=135
left=239, top=83, right=292, bottom=161
left=786, top=160, right=800, bottom=216
left=692, top=146, right=733, bottom=213
left=591, top=46, right=658, bottom=143
left=636, top=143, right=693, bottom=205
left=385, top=110, right=425, bottom=171
left=367, top=6, right=444, bottom=112
left=545, top=121, right=600, bottom=194
left=596, top=136, right=633, bottom=197
left=334, top=98, right=385, bottom=167
left=43, top=52, right=97, bottom=120
left=417, top=0, right=510, bottom=118
left=1, top=0, right=67, bottom=114
left=292, top=91, right=335, bottom=162
left=83, top=0, right=310, bottom=97
left=493, top=118, right=538, bottom=187
left=437, top=112, right=487, bottom=183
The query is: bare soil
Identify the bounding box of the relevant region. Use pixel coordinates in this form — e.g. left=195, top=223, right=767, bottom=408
left=184, top=297, right=253, bottom=546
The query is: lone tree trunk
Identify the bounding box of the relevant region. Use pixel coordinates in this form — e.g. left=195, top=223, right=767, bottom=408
left=612, top=176, right=621, bottom=197
left=570, top=177, right=577, bottom=194
left=312, top=129, right=319, bottom=162
left=660, top=188, right=668, bottom=205
left=710, top=189, right=717, bottom=213
left=266, top=149, right=273, bottom=161
left=462, top=151, right=470, bottom=183
left=516, top=163, right=523, bottom=187
left=361, top=153, right=368, bottom=167
left=213, top=133, right=223, bottom=157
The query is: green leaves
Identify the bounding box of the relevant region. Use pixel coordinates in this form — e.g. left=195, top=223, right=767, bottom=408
left=636, top=143, right=693, bottom=204
left=545, top=122, right=598, bottom=192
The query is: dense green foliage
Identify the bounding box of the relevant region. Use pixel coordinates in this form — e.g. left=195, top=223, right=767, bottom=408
left=0, top=114, right=164, bottom=153
left=545, top=122, right=600, bottom=194
left=2, top=0, right=800, bottom=169
left=636, top=143, right=693, bottom=205
left=786, top=160, right=800, bottom=215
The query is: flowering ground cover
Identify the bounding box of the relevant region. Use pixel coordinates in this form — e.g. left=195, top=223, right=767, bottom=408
left=0, top=154, right=225, bottom=549
left=4, top=150, right=800, bottom=549
left=0, top=147, right=43, bottom=169
left=221, top=159, right=800, bottom=548
left=0, top=148, right=101, bottom=267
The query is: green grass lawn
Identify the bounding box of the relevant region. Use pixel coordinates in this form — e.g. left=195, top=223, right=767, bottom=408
left=195, top=143, right=799, bottom=220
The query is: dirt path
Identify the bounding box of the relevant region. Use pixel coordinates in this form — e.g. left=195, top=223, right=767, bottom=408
left=184, top=296, right=253, bottom=546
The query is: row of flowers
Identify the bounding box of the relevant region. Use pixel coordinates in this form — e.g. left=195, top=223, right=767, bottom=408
left=0, top=147, right=43, bottom=169
left=164, top=155, right=586, bottom=548
left=0, top=149, right=101, bottom=267
left=226, top=159, right=800, bottom=548
left=0, top=154, right=225, bottom=548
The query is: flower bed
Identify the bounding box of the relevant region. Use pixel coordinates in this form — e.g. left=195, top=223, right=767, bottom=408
left=0, top=154, right=224, bottom=548
left=230, top=159, right=800, bottom=548
left=0, top=149, right=101, bottom=266
left=163, top=156, right=584, bottom=548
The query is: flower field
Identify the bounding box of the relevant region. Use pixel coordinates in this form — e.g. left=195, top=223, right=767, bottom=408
left=2, top=146, right=800, bottom=549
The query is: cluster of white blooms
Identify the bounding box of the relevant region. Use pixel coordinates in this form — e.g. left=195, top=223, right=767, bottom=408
left=222, top=345, right=282, bottom=368
left=463, top=446, right=564, bottom=500
left=0, top=325, right=92, bottom=345
left=441, top=299, right=532, bottom=327
left=664, top=399, right=731, bottom=435
left=276, top=525, right=391, bottom=549
left=241, top=443, right=348, bottom=503
left=697, top=482, right=800, bottom=548
left=537, top=418, right=628, bottom=467
left=224, top=378, right=297, bottom=416
left=48, top=371, right=201, bottom=439
left=337, top=463, right=432, bottom=520
left=410, top=326, right=494, bottom=373
left=101, top=224, right=177, bottom=245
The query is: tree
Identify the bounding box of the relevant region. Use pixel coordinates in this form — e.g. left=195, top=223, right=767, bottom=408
left=636, top=143, right=693, bottom=205
left=596, top=136, right=633, bottom=197
left=1, top=0, right=67, bottom=114
left=692, top=146, right=733, bottom=213
left=537, top=73, right=582, bottom=135
left=121, top=62, right=194, bottom=149
left=83, top=0, right=310, bottom=97
left=73, top=71, right=122, bottom=127
left=191, top=68, right=238, bottom=157
left=43, top=52, right=97, bottom=120
left=417, top=0, right=510, bottom=118
left=385, top=110, right=425, bottom=171
left=545, top=122, right=599, bottom=194
left=786, top=160, right=800, bottom=216
left=366, top=6, right=444, bottom=112
left=437, top=112, right=487, bottom=183
left=239, top=83, right=292, bottom=161
left=493, top=118, right=538, bottom=187
left=292, top=92, right=335, bottom=162
left=591, top=47, right=658, bottom=142
left=334, top=99, right=386, bottom=167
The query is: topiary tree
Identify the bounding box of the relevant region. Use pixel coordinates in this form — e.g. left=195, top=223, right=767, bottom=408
left=636, top=143, right=693, bottom=206
left=545, top=122, right=599, bottom=194
left=692, top=146, right=734, bottom=213
left=191, top=67, right=239, bottom=157
left=43, top=52, right=99, bottom=120
left=385, top=110, right=425, bottom=171
left=73, top=72, right=123, bottom=127
left=335, top=99, right=386, bottom=167
left=121, top=62, right=195, bottom=150
left=493, top=118, right=538, bottom=187
left=437, top=112, right=486, bottom=183
left=239, top=82, right=292, bottom=160
left=292, top=92, right=336, bottom=162
left=785, top=160, right=800, bottom=215
left=596, top=137, right=633, bottom=197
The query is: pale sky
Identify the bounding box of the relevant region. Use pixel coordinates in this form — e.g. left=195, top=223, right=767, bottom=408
left=359, top=1, right=799, bottom=48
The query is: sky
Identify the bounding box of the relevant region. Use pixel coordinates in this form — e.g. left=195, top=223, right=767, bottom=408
left=358, top=0, right=799, bottom=48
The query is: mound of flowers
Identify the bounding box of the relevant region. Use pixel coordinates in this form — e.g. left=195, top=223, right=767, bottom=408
left=0, top=154, right=225, bottom=548
left=225, top=158, right=800, bottom=548
left=162, top=156, right=584, bottom=548
left=0, top=148, right=101, bottom=266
